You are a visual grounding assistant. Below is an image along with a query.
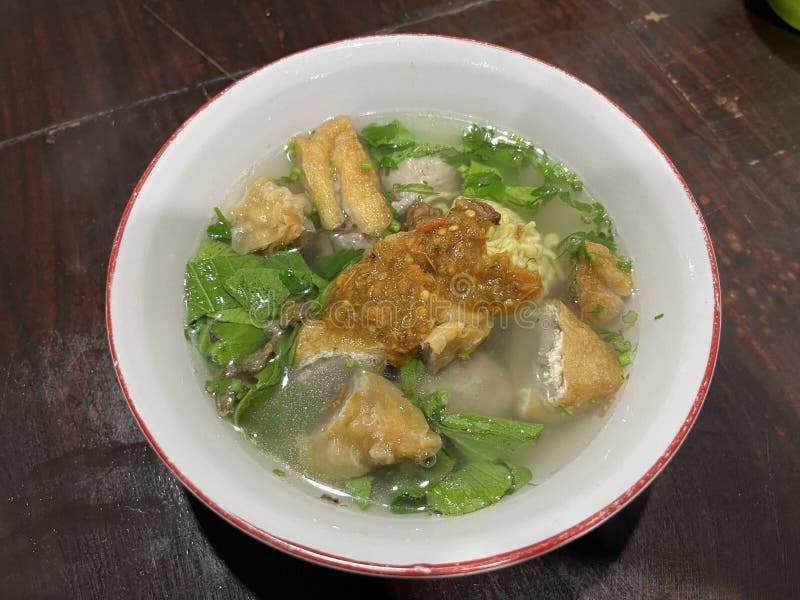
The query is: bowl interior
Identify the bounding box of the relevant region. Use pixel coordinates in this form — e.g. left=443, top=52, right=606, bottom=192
left=108, top=35, right=718, bottom=574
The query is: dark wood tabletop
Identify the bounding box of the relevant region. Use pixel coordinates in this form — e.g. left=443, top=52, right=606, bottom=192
left=2, top=0, right=798, bottom=597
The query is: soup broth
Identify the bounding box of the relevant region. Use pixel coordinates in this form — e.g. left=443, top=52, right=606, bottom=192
left=185, top=112, right=638, bottom=514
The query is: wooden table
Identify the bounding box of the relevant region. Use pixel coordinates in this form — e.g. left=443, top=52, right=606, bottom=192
left=2, top=1, right=797, bottom=597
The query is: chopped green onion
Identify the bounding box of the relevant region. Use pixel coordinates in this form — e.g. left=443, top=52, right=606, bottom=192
left=621, top=310, right=638, bottom=324
left=359, top=162, right=372, bottom=170
left=273, top=469, right=286, bottom=477
left=597, top=329, right=635, bottom=367
left=380, top=219, right=402, bottom=239
left=616, top=257, right=633, bottom=273
left=654, top=313, right=664, bottom=320
left=456, top=349, right=470, bottom=360
left=275, top=166, right=302, bottom=187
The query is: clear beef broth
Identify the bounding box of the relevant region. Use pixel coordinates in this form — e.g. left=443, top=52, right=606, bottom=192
left=192, top=111, right=638, bottom=511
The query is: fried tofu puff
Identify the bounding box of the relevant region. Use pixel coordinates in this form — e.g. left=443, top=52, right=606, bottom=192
left=421, top=312, right=492, bottom=373
left=331, top=127, right=393, bottom=236
left=293, top=319, right=387, bottom=370
left=299, top=371, right=442, bottom=479
left=517, top=300, right=623, bottom=422
left=572, top=241, right=633, bottom=326
left=293, top=116, right=350, bottom=230
left=293, top=116, right=392, bottom=236
left=228, top=177, right=311, bottom=254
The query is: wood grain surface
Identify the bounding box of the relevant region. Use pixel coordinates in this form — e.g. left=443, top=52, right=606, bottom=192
left=1, top=0, right=797, bottom=598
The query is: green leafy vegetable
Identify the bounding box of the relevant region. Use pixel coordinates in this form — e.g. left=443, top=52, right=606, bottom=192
left=579, top=202, right=615, bottom=241
left=438, top=413, right=543, bottom=462
left=314, top=249, right=365, bottom=280
left=450, top=124, right=582, bottom=190
left=503, top=184, right=560, bottom=209
left=233, top=325, right=300, bottom=425
left=460, top=162, right=556, bottom=211
left=200, top=321, right=268, bottom=367
left=359, top=120, right=450, bottom=171
left=345, top=476, right=374, bottom=510
left=427, top=461, right=513, bottom=516
left=253, top=326, right=300, bottom=390
left=534, top=151, right=583, bottom=192
left=205, top=376, right=252, bottom=405
left=383, top=396, right=542, bottom=515
left=210, top=308, right=256, bottom=325
left=185, top=254, right=264, bottom=323
left=262, top=248, right=327, bottom=295
left=360, top=120, right=417, bottom=148
left=186, top=244, right=327, bottom=325
left=460, top=161, right=506, bottom=202
left=503, top=461, right=532, bottom=492
left=223, top=268, right=292, bottom=322
left=454, top=124, right=536, bottom=175
left=388, top=450, right=455, bottom=514
left=557, top=194, right=616, bottom=253
left=399, top=359, right=423, bottom=399
left=557, top=231, right=617, bottom=263
left=194, top=239, right=237, bottom=260
left=207, top=207, right=232, bottom=242
left=418, top=391, right=448, bottom=427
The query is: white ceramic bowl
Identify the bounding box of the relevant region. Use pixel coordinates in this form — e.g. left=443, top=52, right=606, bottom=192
left=107, top=35, right=720, bottom=576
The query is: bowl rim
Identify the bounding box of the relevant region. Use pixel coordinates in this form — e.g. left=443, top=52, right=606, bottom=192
left=106, top=33, right=721, bottom=577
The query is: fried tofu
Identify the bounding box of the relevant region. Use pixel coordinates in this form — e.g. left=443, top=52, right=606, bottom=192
left=228, top=177, right=310, bottom=254
left=299, top=371, right=442, bottom=479
left=421, top=312, right=492, bottom=373
left=293, top=116, right=391, bottom=235
left=518, top=300, right=623, bottom=422
left=293, top=318, right=387, bottom=369
left=331, top=127, right=392, bottom=236
left=573, top=241, right=634, bottom=326
left=293, top=116, right=350, bottom=230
